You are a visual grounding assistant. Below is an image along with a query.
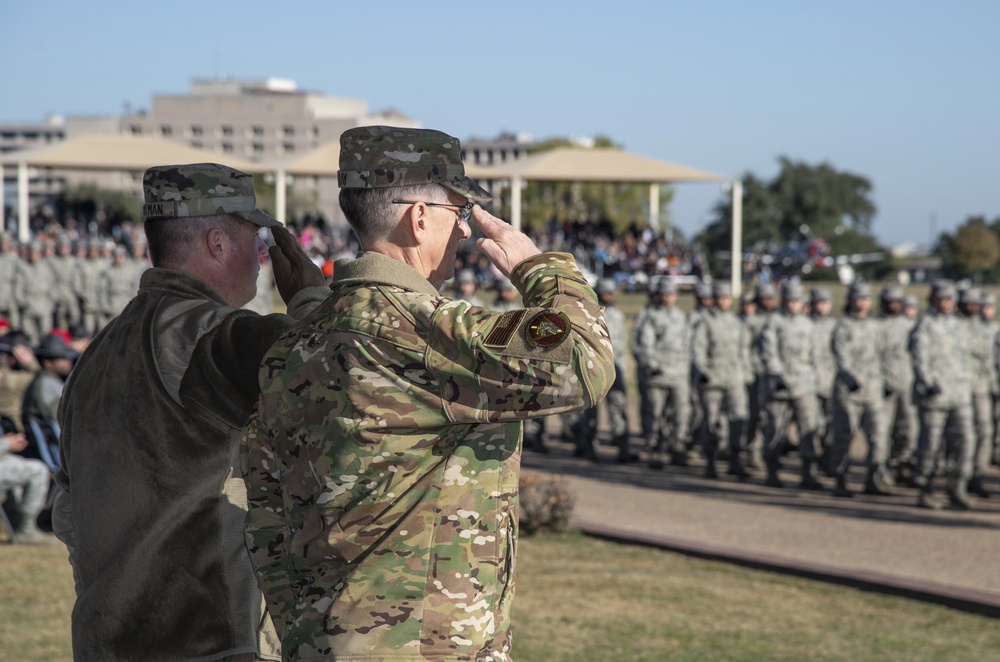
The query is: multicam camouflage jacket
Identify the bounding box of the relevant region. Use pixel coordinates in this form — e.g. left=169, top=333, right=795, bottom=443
left=241, top=251, right=613, bottom=662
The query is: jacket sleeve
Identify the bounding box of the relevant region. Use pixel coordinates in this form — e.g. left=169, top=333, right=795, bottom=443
left=423, top=253, right=614, bottom=424
left=241, top=405, right=293, bottom=633
left=760, top=318, right=784, bottom=377
left=908, top=317, right=933, bottom=389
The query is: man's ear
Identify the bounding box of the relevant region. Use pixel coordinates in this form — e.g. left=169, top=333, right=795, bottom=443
left=404, top=202, right=428, bottom=247
left=205, top=227, right=227, bottom=261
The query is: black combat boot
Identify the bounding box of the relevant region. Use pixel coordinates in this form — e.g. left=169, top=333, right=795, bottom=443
left=763, top=457, right=784, bottom=488
left=968, top=476, right=991, bottom=499
left=799, top=460, right=824, bottom=491
left=863, top=466, right=894, bottom=496
left=947, top=482, right=974, bottom=510
left=832, top=474, right=854, bottom=498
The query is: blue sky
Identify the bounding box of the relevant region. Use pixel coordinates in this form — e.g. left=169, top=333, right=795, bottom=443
left=3, top=0, right=998, bottom=247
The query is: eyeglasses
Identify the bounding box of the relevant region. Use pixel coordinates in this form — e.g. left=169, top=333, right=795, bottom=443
left=392, top=199, right=473, bottom=225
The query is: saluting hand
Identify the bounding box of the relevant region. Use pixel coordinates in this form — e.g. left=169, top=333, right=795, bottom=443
left=472, top=206, right=541, bottom=277
left=268, top=225, right=328, bottom=305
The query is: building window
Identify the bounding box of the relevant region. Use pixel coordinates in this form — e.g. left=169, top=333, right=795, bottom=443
left=190, top=125, right=203, bottom=137
left=313, top=126, right=320, bottom=137
left=130, top=126, right=142, bottom=136
left=221, top=125, right=233, bottom=136
left=222, top=142, right=233, bottom=153
left=252, top=142, right=264, bottom=153
left=252, top=126, right=264, bottom=137
left=283, top=143, right=295, bottom=152
left=191, top=141, right=202, bottom=149
left=161, top=125, right=172, bottom=137
left=283, top=126, right=295, bottom=137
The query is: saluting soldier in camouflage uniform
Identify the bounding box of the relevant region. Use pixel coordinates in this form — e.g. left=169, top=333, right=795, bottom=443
left=241, top=126, right=614, bottom=662
left=760, top=282, right=823, bottom=489
left=879, top=285, right=919, bottom=483
left=830, top=282, right=892, bottom=498
left=575, top=278, right=630, bottom=462
left=0, top=233, right=20, bottom=329
left=633, top=278, right=691, bottom=465
left=810, top=287, right=837, bottom=460
left=14, top=242, right=56, bottom=344
left=960, top=288, right=994, bottom=498
left=909, top=280, right=975, bottom=509
left=692, top=282, right=750, bottom=478
left=49, top=237, right=80, bottom=330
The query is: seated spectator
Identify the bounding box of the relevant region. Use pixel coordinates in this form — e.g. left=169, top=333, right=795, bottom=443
left=0, top=428, right=53, bottom=545
left=0, top=334, right=38, bottom=433
left=22, top=335, right=77, bottom=469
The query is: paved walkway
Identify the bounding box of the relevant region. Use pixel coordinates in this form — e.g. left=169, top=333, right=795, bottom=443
left=522, top=435, right=1000, bottom=615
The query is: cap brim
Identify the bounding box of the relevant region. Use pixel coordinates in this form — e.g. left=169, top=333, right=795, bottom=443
left=442, top=177, right=492, bottom=204
left=237, top=209, right=283, bottom=229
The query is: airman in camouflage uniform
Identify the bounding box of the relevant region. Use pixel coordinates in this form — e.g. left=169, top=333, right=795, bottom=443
left=98, top=246, right=139, bottom=326
left=490, top=276, right=520, bottom=312
left=633, top=278, right=691, bottom=465
left=687, top=281, right=714, bottom=444
left=0, top=233, right=20, bottom=328
left=760, top=282, right=823, bottom=489
left=810, top=287, right=837, bottom=460
left=14, top=242, right=56, bottom=344
left=50, top=237, right=80, bottom=329
left=878, top=286, right=919, bottom=483
left=73, top=240, right=109, bottom=335
left=909, top=280, right=975, bottom=509
left=745, top=283, right=778, bottom=468
left=453, top=268, right=486, bottom=309
left=830, top=282, right=892, bottom=498
left=960, top=288, right=994, bottom=498
left=242, top=126, right=614, bottom=662
left=574, top=278, right=630, bottom=462
left=692, top=282, right=750, bottom=478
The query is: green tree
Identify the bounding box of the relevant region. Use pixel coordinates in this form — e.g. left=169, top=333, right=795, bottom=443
left=940, top=216, right=1000, bottom=282
left=698, top=157, right=882, bottom=277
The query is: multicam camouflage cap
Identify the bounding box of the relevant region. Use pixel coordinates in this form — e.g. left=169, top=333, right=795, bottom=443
left=338, top=126, right=492, bottom=203
left=141, top=163, right=280, bottom=228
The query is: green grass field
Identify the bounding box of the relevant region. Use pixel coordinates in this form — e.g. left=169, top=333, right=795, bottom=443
left=3, top=532, right=999, bottom=661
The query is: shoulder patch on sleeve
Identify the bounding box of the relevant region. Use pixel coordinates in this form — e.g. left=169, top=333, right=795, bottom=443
left=525, top=311, right=570, bottom=348
left=484, top=309, right=526, bottom=348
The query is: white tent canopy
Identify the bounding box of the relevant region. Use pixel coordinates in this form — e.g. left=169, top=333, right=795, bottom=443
left=3, top=134, right=266, bottom=241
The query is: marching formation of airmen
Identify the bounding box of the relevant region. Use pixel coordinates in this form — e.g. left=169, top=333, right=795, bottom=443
left=0, top=233, right=148, bottom=344
left=453, top=270, right=999, bottom=512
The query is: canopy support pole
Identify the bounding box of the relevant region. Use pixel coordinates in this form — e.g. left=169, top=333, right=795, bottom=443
left=511, top=175, right=522, bottom=231
left=649, top=183, right=660, bottom=233
left=276, top=168, right=287, bottom=225
left=17, top=162, right=29, bottom=242
left=729, top=180, right=743, bottom=297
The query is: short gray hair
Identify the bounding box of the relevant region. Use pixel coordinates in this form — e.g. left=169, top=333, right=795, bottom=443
left=339, top=183, right=445, bottom=247
left=144, top=213, right=246, bottom=267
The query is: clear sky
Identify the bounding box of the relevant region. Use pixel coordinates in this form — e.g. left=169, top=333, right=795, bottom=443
left=3, top=0, right=998, bottom=247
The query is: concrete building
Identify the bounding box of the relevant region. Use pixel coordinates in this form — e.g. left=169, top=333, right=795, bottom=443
left=2, top=78, right=420, bottom=230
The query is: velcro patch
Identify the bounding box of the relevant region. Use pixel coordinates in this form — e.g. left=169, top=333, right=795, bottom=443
left=484, top=310, right=526, bottom=348
left=525, top=311, right=570, bottom=348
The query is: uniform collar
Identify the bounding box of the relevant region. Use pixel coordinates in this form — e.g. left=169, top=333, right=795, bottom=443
left=331, top=251, right=441, bottom=296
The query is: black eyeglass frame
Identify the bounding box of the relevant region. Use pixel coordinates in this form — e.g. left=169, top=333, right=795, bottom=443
left=391, top=199, right=473, bottom=224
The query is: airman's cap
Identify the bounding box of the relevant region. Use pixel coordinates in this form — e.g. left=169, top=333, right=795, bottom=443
left=657, top=279, right=678, bottom=295
left=496, top=276, right=515, bottom=291
left=338, top=126, right=491, bottom=203
left=959, top=287, right=982, bottom=305
left=848, top=281, right=872, bottom=299
left=741, top=292, right=757, bottom=306
left=782, top=282, right=805, bottom=301
left=880, top=285, right=904, bottom=302
left=903, top=295, right=918, bottom=308
left=142, top=163, right=280, bottom=228
left=456, top=268, right=477, bottom=285
left=713, top=282, right=732, bottom=298
left=983, top=293, right=997, bottom=307
left=932, top=280, right=956, bottom=300
left=694, top=282, right=713, bottom=299
left=756, top=283, right=777, bottom=299
left=596, top=278, right=618, bottom=295
left=810, top=286, right=832, bottom=302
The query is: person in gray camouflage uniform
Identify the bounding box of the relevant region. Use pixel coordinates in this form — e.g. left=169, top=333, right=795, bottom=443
left=878, top=285, right=920, bottom=484
left=49, top=237, right=79, bottom=330
left=491, top=275, right=520, bottom=312
left=453, top=267, right=486, bottom=309
left=98, top=246, right=140, bottom=326
left=745, top=283, right=778, bottom=468
left=909, top=280, right=975, bottom=509
left=72, top=240, right=108, bottom=335
left=13, top=242, right=56, bottom=344
left=830, top=282, right=892, bottom=498
left=760, top=282, right=823, bottom=489
left=0, top=233, right=20, bottom=329
left=575, top=278, right=630, bottom=462
left=692, top=281, right=750, bottom=478
left=960, top=288, right=994, bottom=498
left=810, top=287, right=837, bottom=464
left=986, top=294, right=1000, bottom=466
left=242, top=126, right=613, bottom=662
left=687, top=281, right=714, bottom=445
left=633, top=278, right=691, bottom=465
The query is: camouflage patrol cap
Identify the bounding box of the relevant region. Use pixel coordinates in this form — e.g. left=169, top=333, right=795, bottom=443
left=756, top=283, right=777, bottom=300
left=903, top=295, right=918, bottom=308
left=338, top=126, right=492, bottom=203
left=657, top=278, right=678, bottom=295
left=740, top=291, right=756, bottom=306
left=495, top=276, right=515, bottom=291
left=931, top=280, right=956, bottom=300
left=959, top=287, right=982, bottom=305
left=982, top=293, right=997, bottom=307
left=810, top=286, right=832, bottom=302
left=713, top=281, right=732, bottom=298
left=694, top=281, right=713, bottom=299
left=142, top=163, right=280, bottom=228
left=455, top=268, right=477, bottom=285
left=596, top=278, right=617, bottom=295
left=782, top=282, right=805, bottom=301
left=880, top=285, right=904, bottom=302
left=848, top=281, right=872, bottom=299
